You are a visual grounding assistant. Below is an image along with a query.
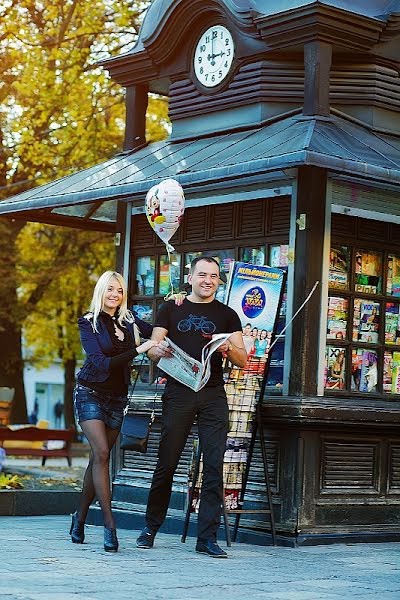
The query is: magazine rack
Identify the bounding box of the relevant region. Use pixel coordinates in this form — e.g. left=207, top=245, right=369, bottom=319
left=181, top=264, right=286, bottom=547
left=228, top=375, right=277, bottom=545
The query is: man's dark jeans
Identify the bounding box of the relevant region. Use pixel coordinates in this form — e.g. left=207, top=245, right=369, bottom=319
left=145, top=381, right=229, bottom=542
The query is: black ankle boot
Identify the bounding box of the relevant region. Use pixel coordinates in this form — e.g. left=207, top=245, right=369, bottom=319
left=104, top=527, right=118, bottom=552
left=69, top=512, right=85, bottom=544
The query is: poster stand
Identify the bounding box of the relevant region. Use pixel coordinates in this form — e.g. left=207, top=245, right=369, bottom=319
left=181, top=268, right=287, bottom=547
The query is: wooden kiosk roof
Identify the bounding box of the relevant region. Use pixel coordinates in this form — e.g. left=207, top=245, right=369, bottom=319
left=1, top=111, right=400, bottom=228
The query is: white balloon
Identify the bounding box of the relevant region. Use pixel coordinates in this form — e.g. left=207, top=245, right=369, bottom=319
left=145, top=178, right=185, bottom=247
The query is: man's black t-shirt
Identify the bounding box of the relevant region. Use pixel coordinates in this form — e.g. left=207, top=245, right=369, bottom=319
left=155, top=298, right=242, bottom=387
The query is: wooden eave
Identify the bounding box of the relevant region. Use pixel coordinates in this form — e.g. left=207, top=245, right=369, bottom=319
left=100, top=51, right=159, bottom=87
left=253, top=3, right=384, bottom=52
left=100, top=0, right=260, bottom=88
left=8, top=208, right=116, bottom=232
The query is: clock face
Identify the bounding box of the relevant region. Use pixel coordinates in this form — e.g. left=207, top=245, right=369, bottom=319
left=193, top=25, right=235, bottom=88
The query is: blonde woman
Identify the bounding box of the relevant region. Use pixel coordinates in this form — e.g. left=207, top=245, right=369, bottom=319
left=70, top=271, right=159, bottom=552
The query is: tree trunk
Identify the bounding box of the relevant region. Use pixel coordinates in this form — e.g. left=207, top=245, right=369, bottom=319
left=0, top=219, right=28, bottom=423
left=64, top=356, right=76, bottom=429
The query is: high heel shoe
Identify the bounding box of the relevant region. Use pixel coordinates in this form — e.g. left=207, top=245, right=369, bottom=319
left=69, top=512, right=85, bottom=544
left=104, top=527, right=118, bottom=552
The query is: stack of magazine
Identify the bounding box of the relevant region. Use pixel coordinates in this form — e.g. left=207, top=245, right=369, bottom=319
left=187, top=261, right=285, bottom=513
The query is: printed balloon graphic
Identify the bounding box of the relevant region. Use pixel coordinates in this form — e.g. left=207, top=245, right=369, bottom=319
left=145, top=179, right=185, bottom=250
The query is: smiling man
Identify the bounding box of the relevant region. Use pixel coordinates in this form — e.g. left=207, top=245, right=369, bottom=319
left=136, top=256, right=247, bottom=558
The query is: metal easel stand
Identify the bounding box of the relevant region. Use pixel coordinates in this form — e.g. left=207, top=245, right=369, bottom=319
left=181, top=442, right=232, bottom=547
left=229, top=401, right=277, bottom=545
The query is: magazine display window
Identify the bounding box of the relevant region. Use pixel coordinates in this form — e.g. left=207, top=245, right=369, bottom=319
left=135, top=256, right=156, bottom=296
left=158, top=253, right=181, bottom=296
left=329, top=246, right=350, bottom=290
left=325, top=245, right=400, bottom=398
left=267, top=245, right=288, bottom=392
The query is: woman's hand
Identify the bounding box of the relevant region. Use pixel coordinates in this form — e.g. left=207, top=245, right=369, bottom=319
left=136, top=339, right=159, bottom=355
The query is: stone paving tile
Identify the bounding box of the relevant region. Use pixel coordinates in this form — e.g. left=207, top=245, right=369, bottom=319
left=0, top=516, right=399, bottom=600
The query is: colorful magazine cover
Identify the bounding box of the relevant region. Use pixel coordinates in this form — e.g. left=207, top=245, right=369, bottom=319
left=387, top=255, right=400, bottom=297
left=224, top=261, right=285, bottom=336
left=383, top=353, right=394, bottom=393
left=385, top=303, right=400, bottom=344
left=354, top=251, right=382, bottom=294
left=327, top=296, right=348, bottom=339
left=359, top=350, right=378, bottom=393
left=353, top=300, right=380, bottom=343
left=325, top=347, right=345, bottom=389
left=329, top=246, right=349, bottom=289
left=392, top=352, right=400, bottom=394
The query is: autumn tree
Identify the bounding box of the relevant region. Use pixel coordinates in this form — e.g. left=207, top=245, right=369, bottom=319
left=18, top=224, right=114, bottom=427
left=0, top=0, right=169, bottom=422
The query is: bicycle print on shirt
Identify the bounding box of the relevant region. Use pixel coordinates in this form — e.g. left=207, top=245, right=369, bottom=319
left=177, top=314, right=216, bottom=334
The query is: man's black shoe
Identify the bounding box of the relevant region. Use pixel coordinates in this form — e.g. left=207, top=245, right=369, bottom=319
left=195, top=540, right=228, bottom=558
left=136, top=527, right=156, bottom=549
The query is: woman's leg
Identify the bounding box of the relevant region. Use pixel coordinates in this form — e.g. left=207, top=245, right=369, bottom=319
left=79, top=420, right=120, bottom=528
left=77, top=425, right=120, bottom=522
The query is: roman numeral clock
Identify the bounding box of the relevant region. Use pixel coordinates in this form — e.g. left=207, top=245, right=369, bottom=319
left=193, top=25, right=235, bottom=88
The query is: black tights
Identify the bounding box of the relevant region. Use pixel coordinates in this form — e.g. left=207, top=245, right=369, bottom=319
left=77, top=420, right=119, bottom=529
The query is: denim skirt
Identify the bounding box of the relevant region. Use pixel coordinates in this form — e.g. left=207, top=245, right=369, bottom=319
left=74, top=383, right=128, bottom=430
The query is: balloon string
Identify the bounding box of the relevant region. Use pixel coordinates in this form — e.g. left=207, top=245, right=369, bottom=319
left=164, top=242, right=187, bottom=303
left=167, top=244, right=174, bottom=296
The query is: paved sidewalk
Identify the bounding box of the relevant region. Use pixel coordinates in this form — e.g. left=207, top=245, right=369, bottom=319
left=0, top=516, right=399, bottom=600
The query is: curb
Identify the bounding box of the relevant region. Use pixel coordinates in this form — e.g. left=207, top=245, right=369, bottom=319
left=0, top=490, right=79, bottom=516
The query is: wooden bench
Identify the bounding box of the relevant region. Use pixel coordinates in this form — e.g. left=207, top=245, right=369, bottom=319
left=0, top=387, right=14, bottom=425
left=0, top=427, right=75, bottom=466
left=0, top=401, right=12, bottom=426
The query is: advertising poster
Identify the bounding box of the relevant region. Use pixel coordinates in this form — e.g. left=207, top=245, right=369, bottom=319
left=188, top=262, right=285, bottom=513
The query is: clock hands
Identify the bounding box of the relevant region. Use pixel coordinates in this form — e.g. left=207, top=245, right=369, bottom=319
left=211, top=31, right=215, bottom=66
left=207, top=50, right=225, bottom=65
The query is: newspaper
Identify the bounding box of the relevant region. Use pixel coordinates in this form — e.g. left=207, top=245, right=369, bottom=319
left=158, top=333, right=231, bottom=391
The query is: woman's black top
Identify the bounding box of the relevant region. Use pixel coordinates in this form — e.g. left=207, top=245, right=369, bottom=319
left=78, top=312, right=137, bottom=396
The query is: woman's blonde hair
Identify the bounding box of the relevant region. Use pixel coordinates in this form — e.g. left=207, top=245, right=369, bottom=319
left=89, top=271, right=139, bottom=343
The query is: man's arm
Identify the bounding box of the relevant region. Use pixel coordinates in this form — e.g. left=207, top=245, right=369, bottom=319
left=217, top=331, right=247, bottom=368
left=147, top=326, right=172, bottom=362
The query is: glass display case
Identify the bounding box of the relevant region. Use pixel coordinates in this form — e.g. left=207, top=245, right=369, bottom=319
left=158, top=253, right=181, bottom=296
left=240, top=246, right=266, bottom=266
left=135, top=256, right=156, bottom=296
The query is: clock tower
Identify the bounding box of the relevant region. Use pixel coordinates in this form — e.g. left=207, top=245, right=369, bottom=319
left=102, top=0, right=300, bottom=142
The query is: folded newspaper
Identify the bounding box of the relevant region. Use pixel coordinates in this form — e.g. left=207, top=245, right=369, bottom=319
left=158, top=333, right=232, bottom=391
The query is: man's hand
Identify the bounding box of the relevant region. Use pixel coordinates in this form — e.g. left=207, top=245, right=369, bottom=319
left=147, top=339, right=173, bottom=361
left=214, top=332, right=247, bottom=368
left=214, top=339, right=231, bottom=353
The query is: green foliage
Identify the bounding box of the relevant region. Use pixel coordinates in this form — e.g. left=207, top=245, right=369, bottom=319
left=0, top=0, right=168, bottom=194
left=0, top=473, right=23, bottom=489
left=0, top=1, right=169, bottom=419
left=18, top=223, right=114, bottom=367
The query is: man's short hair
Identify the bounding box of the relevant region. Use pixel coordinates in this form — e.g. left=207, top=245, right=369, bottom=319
left=190, top=255, right=221, bottom=273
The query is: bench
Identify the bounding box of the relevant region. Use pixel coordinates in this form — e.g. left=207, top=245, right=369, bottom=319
left=0, top=401, right=12, bottom=426
left=0, top=426, right=75, bottom=466
left=0, top=387, right=14, bottom=425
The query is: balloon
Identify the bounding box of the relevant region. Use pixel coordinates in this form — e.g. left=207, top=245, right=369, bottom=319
left=145, top=179, right=185, bottom=249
